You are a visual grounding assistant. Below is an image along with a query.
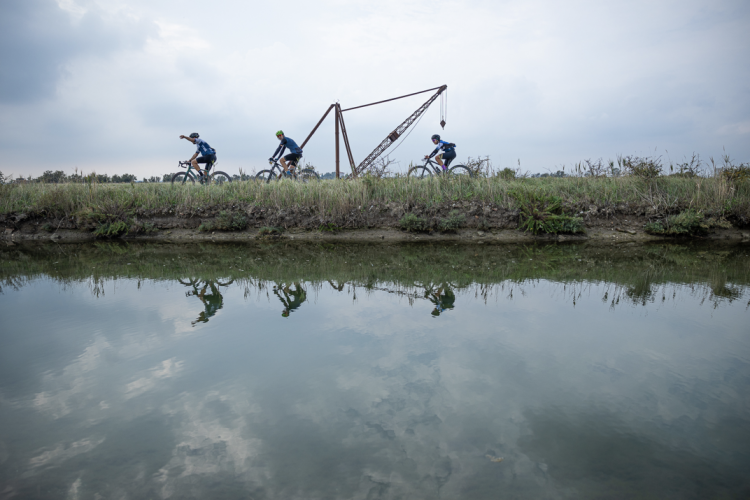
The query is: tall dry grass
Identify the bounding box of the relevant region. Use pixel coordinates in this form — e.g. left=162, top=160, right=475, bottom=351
left=1, top=176, right=748, bottom=220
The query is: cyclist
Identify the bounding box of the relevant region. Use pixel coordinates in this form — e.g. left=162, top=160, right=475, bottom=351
left=179, top=132, right=216, bottom=180
left=269, top=130, right=303, bottom=176
left=425, top=134, right=456, bottom=172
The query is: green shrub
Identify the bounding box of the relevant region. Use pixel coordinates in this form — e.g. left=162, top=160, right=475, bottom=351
left=498, top=168, right=516, bottom=180
left=644, top=209, right=708, bottom=236
left=620, top=155, right=663, bottom=179
left=438, top=210, right=466, bottom=232
left=400, top=213, right=430, bottom=232
left=199, top=211, right=248, bottom=232
left=319, top=222, right=341, bottom=233
left=93, top=220, right=129, bottom=238
left=512, top=190, right=584, bottom=234
left=722, top=164, right=750, bottom=183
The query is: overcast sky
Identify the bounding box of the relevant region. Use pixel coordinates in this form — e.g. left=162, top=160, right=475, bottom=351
left=1, top=0, right=748, bottom=178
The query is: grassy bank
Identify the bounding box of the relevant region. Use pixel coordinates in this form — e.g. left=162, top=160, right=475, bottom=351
left=1, top=176, right=748, bottom=221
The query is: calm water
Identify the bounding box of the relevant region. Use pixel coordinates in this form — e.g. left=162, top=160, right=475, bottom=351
left=1, top=242, right=749, bottom=499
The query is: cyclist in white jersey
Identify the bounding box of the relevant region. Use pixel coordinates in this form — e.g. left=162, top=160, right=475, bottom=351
left=179, top=132, right=217, bottom=179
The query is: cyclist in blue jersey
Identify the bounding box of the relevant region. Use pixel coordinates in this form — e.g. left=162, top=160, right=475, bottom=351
left=269, top=130, right=303, bottom=176
left=425, top=134, right=456, bottom=171
left=179, top=132, right=217, bottom=180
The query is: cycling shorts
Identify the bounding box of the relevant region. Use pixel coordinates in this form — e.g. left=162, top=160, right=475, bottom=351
left=284, top=153, right=302, bottom=166
left=196, top=154, right=216, bottom=170
left=438, top=149, right=456, bottom=167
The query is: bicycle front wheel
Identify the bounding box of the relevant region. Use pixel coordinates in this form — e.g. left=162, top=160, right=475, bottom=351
left=211, top=171, right=232, bottom=185
left=297, top=169, right=319, bottom=183
left=407, top=166, right=432, bottom=179
left=448, top=164, right=473, bottom=178
left=171, top=172, right=195, bottom=185
left=255, top=170, right=278, bottom=183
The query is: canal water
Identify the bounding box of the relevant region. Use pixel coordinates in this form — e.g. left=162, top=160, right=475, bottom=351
left=1, top=242, right=749, bottom=499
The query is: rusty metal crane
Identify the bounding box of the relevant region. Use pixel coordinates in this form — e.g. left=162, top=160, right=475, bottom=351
left=300, top=85, right=447, bottom=178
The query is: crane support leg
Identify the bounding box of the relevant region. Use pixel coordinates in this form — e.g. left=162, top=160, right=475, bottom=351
left=301, top=104, right=335, bottom=149
left=336, top=104, right=356, bottom=175
left=335, top=108, right=340, bottom=179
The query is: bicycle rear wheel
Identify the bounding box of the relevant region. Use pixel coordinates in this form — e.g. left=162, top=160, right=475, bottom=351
left=297, top=169, right=319, bottom=183
left=448, top=164, right=473, bottom=178
left=407, top=166, right=432, bottom=179
left=171, top=172, right=195, bottom=185
left=211, top=171, right=232, bottom=185
left=255, top=170, right=278, bottom=183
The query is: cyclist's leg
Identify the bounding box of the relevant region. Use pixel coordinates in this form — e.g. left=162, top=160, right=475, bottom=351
left=195, top=155, right=211, bottom=176
left=284, top=153, right=301, bottom=170
left=435, top=153, right=445, bottom=170
left=443, top=150, right=456, bottom=169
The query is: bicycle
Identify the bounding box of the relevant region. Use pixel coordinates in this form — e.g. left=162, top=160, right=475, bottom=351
left=171, top=160, right=233, bottom=185
left=254, top=159, right=319, bottom=183
left=407, top=157, right=473, bottom=178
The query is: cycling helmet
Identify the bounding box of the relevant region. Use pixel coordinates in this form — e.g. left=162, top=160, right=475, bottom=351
left=276, top=130, right=284, bottom=137
left=431, top=134, right=440, bottom=142
left=189, top=133, right=199, bottom=138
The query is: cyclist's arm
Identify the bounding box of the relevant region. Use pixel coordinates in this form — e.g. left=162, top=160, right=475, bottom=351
left=272, top=143, right=286, bottom=160
left=427, top=147, right=440, bottom=158
left=180, top=135, right=196, bottom=144
left=190, top=151, right=199, bottom=161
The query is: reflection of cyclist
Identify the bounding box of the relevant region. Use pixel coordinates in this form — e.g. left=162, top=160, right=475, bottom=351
left=273, top=282, right=307, bottom=317
left=426, top=284, right=455, bottom=316
left=184, top=280, right=226, bottom=326
left=424, top=134, right=456, bottom=172
left=269, top=130, right=303, bottom=176
left=179, top=132, right=217, bottom=180
left=328, top=280, right=346, bottom=292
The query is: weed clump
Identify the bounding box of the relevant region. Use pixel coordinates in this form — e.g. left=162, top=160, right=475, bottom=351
left=93, top=220, right=129, bottom=238
left=400, top=213, right=430, bottom=232
left=620, top=155, right=663, bottom=179
left=319, top=222, right=341, bottom=233
left=41, top=222, right=54, bottom=233
left=199, top=211, right=248, bottom=232
left=133, top=221, right=158, bottom=234
left=644, top=209, right=709, bottom=236
left=438, top=210, right=466, bottom=233
left=512, top=190, right=584, bottom=234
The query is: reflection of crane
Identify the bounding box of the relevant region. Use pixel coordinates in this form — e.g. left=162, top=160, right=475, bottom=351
left=299, top=85, right=448, bottom=178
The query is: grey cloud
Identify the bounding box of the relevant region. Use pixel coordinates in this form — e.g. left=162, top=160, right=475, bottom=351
left=0, top=0, right=155, bottom=103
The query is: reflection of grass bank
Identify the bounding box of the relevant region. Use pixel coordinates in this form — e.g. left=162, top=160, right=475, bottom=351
left=1, top=177, right=748, bottom=227
left=2, top=242, right=748, bottom=307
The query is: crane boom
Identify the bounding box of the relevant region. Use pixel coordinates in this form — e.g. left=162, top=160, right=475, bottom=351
left=354, top=85, right=447, bottom=176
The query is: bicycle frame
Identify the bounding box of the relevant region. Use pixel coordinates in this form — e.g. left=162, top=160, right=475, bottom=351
left=268, top=159, right=299, bottom=178
left=422, top=158, right=446, bottom=175
left=178, top=160, right=216, bottom=184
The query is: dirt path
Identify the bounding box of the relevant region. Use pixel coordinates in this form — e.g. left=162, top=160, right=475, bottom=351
left=3, top=224, right=749, bottom=244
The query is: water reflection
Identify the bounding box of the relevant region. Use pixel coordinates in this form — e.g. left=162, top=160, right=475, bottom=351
left=425, top=283, right=456, bottom=316
left=273, top=281, right=307, bottom=317
left=1, top=242, right=749, bottom=498
left=178, top=278, right=233, bottom=325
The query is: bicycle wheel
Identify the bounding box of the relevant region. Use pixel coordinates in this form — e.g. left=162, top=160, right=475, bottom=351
left=297, top=168, right=319, bottom=183
left=407, top=166, right=432, bottom=179
left=171, top=172, right=195, bottom=185
left=448, top=164, right=473, bottom=178
left=211, top=171, right=232, bottom=185
left=255, top=170, right=278, bottom=183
